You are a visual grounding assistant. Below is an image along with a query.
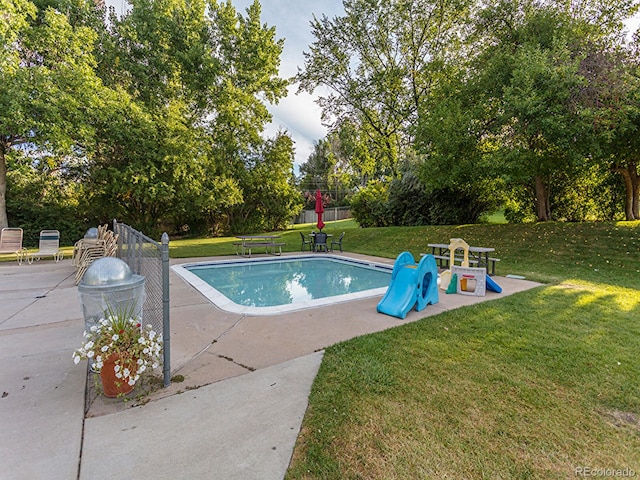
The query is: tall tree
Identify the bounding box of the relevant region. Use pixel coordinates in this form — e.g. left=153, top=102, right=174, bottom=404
left=299, top=139, right=334, bottom=194
left=227, top=131, right=302, bottom=233
left=580, top=36, right=640, bottom=220
left=298, top=0, right=470, bottom=179
left=87, top=0, right=290, bottom=233
left=419, top=0, right=638, bottom=222
left=0, top=0, right=105, bottom=229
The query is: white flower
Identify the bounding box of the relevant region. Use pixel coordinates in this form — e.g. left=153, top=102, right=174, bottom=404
left=73, top=312, right=164, bottom=390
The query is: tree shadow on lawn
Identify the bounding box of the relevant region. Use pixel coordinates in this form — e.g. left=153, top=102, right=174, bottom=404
left=288, top=282, right=640, bottom=479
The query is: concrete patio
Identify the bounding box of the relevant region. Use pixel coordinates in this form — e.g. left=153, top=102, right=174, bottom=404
left=0, top=253, right=541, bottom=479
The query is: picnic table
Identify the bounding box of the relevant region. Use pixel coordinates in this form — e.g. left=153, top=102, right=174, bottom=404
left=234, top=235, right=285, bottom=257
left=427, top=243, right=500, bottom=276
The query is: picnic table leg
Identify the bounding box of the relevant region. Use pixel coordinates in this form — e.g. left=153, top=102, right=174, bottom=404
left=441, top=247, right=449, bottom=268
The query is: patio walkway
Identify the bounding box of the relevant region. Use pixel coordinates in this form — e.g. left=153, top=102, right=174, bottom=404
left=0, top=254, right=541, bottom=479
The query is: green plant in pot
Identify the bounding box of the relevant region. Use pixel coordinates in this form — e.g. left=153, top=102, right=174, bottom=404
left=73, top=304, right=162, bottom=397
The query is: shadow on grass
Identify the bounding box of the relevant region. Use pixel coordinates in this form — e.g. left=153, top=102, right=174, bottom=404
left=287, top=283, right=640, bottom=479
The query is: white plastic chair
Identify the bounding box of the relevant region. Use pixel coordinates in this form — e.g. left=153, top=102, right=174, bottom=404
left=27, top=230, right=63, bottom=264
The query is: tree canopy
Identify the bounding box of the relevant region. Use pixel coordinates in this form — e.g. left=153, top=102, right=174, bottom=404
left=2, top=0, right=302, bottom=237
left=299, top=0, right=640, bottom=224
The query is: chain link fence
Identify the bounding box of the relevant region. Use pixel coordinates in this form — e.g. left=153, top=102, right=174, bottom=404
left=113, top=220, right=171, bottom=387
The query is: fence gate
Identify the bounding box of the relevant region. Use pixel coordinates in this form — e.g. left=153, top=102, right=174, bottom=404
left=113, top=220, right=171, bottom=387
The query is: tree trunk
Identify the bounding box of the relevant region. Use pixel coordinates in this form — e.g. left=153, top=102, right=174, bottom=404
left=534, top=175, right=551, bottom=221
left=0, top=147, right=8, bottom=230
left=616, top=162, right=639, bottom=221
left=631, top=162, right=639, bottom=220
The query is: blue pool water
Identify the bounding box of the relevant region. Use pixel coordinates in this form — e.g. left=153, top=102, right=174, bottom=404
left=173, top=255, right=392, bottom=315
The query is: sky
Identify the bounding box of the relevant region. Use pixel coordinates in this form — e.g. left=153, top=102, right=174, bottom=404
left=106, top=0, right=639, bottom=170
left=229, top=0, right=345, bottom=169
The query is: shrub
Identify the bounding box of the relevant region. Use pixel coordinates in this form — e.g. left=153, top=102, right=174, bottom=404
left=350, top=180, right=392, bottom=227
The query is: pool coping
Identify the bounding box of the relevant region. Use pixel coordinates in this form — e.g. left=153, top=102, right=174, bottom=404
left=171, top=254, right=393, bottom=316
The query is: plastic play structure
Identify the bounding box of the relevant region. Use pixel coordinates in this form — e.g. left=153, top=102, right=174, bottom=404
left=439, top=238, right=469, bottom=290
left=440, top=238, right=502, bottom=295
left=377, top=252, right=439, bottom=319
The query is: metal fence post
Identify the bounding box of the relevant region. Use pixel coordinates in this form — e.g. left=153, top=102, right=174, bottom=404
left=161, top=232, right=171, bottom=387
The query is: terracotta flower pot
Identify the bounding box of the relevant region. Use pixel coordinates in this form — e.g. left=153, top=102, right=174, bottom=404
left=99, top=354, right=137, bottom=398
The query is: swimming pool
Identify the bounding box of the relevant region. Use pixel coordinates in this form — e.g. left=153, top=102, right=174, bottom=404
left=172, top=255, right=393, bottom=315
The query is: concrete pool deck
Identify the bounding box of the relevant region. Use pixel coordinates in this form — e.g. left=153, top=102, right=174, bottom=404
left=0, top=252, right=541, bottom=479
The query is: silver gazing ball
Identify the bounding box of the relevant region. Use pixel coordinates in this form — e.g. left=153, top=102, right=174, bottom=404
left=81, top=257, right=133, bottom=286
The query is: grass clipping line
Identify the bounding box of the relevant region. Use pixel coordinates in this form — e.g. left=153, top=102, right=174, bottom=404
left=286, top=284, right=640, bottom=479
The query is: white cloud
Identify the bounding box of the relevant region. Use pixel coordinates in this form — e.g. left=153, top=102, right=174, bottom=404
left=269, top=87, right=326, bottom=140
left=231, top=0, right=345, bottom=167
left=625, top=12, right=640, bottom=38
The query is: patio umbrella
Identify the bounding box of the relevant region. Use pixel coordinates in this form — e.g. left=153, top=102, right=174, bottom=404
left=315, top=189, right=325, bottom=231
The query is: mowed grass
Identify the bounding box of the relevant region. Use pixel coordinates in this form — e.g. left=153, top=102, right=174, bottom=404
left=4, top=219, right=637, bottom=477
left=168, top=219, right=639, bottom=285
left=286, top=283, right=640, bottom=479
left=167, top=219, right=639, bottom=478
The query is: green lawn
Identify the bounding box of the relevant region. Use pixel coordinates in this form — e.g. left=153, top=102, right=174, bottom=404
left=169, top=219, right=638, bottom=285
left=168, top=219, right=639, bottom=480
left=246, top=220, right=638, bottom=479
left=5, top=219, right=638, bottom=477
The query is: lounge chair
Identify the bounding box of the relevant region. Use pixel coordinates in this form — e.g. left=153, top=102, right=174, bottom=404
left=330, top=232, right=345, bottom=252
left=300, top=232, right=312, bottom=251
left=0, top=228, right=27, bottom=264
left=27, top=230, right=64, bottom=264
left=313, top=232, right=329, bottom=252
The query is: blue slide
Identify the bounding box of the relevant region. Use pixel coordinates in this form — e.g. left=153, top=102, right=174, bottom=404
left=377, top=252, right=439, bottom=319
left=486, top=275, right=502, bottom=293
